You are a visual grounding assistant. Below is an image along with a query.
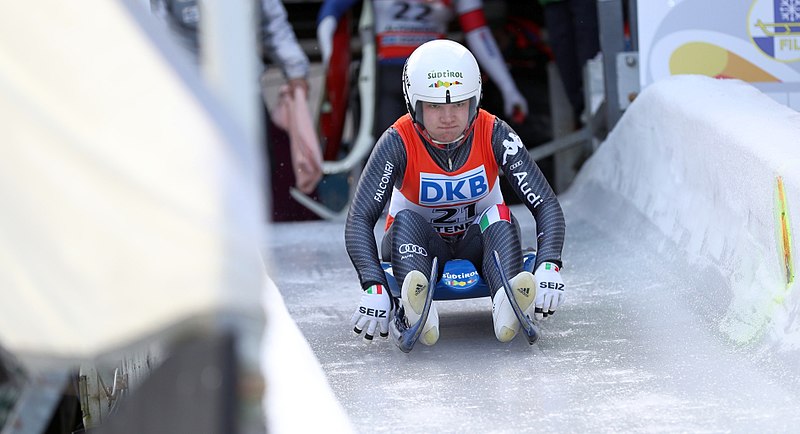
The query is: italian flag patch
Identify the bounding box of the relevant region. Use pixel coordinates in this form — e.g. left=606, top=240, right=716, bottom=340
left=366, top=285, right=383, bottom=295
left=544, top=263, right=560, bottom=272
left=478, top=205, right=511, bottom=233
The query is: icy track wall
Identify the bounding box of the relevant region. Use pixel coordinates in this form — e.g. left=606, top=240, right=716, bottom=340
left=568, top=75, right=799, bottom=351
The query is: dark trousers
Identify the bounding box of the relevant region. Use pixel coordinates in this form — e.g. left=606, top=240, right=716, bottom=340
left=374, top=62, right=407, bottom=140
left=543, top=0, right=600, bottom=119
left=381, top=207, right=523, bottom=298
left=264, top=103, right=320, bottom=222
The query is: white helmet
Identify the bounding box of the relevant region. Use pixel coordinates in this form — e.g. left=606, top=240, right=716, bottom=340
left=402, top=39, right=482, bottom=147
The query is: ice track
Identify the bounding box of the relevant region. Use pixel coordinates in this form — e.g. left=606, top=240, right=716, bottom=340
left=264, top=203, right=800, bottom=433
left=263, top=76, right=800, bottom=432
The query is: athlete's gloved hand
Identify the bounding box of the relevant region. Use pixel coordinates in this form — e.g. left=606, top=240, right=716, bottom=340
left=350, top=284, right=391, bottom=341
left=534, top=262, right=565, bottom=319
left=502, top=86, right=529, bottom=124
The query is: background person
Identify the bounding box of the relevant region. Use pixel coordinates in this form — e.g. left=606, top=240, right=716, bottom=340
left=317, top=0, right=530, bottom=142
left=537, top=0, right=600, bottom=124
left=149, top=0, right=320, bottom=221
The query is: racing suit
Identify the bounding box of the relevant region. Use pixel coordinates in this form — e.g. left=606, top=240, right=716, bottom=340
left=344, top=110, right=565, bottom=296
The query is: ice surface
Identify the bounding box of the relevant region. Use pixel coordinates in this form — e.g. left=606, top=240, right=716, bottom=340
left=263, top=76, right=800, bottom=432
left=264, top=205, right=800, bottom=433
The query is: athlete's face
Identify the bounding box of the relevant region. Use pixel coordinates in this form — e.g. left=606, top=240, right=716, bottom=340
left=421, top=100, right=470, bottom=143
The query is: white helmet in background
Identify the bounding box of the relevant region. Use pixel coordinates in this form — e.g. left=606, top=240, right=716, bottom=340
left=402, top=39, right=482, bottom=147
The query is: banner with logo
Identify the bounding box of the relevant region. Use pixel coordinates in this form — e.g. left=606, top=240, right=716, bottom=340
left=638, top=0, right=800, bottom=109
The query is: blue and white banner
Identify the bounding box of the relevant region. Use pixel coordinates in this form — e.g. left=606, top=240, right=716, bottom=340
left=638, top=0, right=800, bottom=109
left=751, top=0, right=800, bottom=61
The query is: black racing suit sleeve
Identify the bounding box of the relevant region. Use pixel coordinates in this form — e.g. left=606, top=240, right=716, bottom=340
left=344, top=129, right=407, bottom=290
left=491, top=119, right=566, bottom=271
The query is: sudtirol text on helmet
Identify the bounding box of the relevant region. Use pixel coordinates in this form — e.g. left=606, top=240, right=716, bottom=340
left=402, top=39, right=482, bottom=147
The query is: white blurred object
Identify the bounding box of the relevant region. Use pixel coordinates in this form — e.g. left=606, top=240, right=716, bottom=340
left=316, top=15, right=337, bottom=66
left=0, top=0, right=353, bottom=430
left=0, top=0, right=263, bottom=363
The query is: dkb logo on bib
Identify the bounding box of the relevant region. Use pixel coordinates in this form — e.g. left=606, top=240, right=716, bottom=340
left=419, top=166, right=489, bottom=206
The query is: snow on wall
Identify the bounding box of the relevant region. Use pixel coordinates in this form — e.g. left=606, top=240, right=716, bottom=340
left=261, top=275, right=354, bottom=433
left=567, top=75, right=800, bottom=351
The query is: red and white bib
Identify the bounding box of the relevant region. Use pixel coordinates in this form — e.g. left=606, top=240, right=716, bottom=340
left=372, top=0, right=485, bottom=61
left=386, top=110, right=504, bottom=236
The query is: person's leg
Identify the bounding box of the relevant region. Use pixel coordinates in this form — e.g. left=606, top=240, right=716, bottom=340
left=570, top=0, right=600, bottom=66
left=478, top=211, right=524, bottom=297
left=389, top=209, right=450, bottom=345
left=374, top=63, right=407, bottom=140
left=264, top=103, right=320, bottom=221
left=543, top=2, right=583, bottom=119
left=569, top=0, right=600, bottom=119
left=389, top=209, right=451, bottom=285
left=473, top=204, right=535, bottom=342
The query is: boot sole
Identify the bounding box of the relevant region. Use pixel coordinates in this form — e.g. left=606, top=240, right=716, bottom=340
left=402, top=270, right=439, bottom=345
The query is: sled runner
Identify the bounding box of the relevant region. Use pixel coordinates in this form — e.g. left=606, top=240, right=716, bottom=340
left=492, top=251, right=540, bottom=345
left=389, top=257, right=438, bottom=353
